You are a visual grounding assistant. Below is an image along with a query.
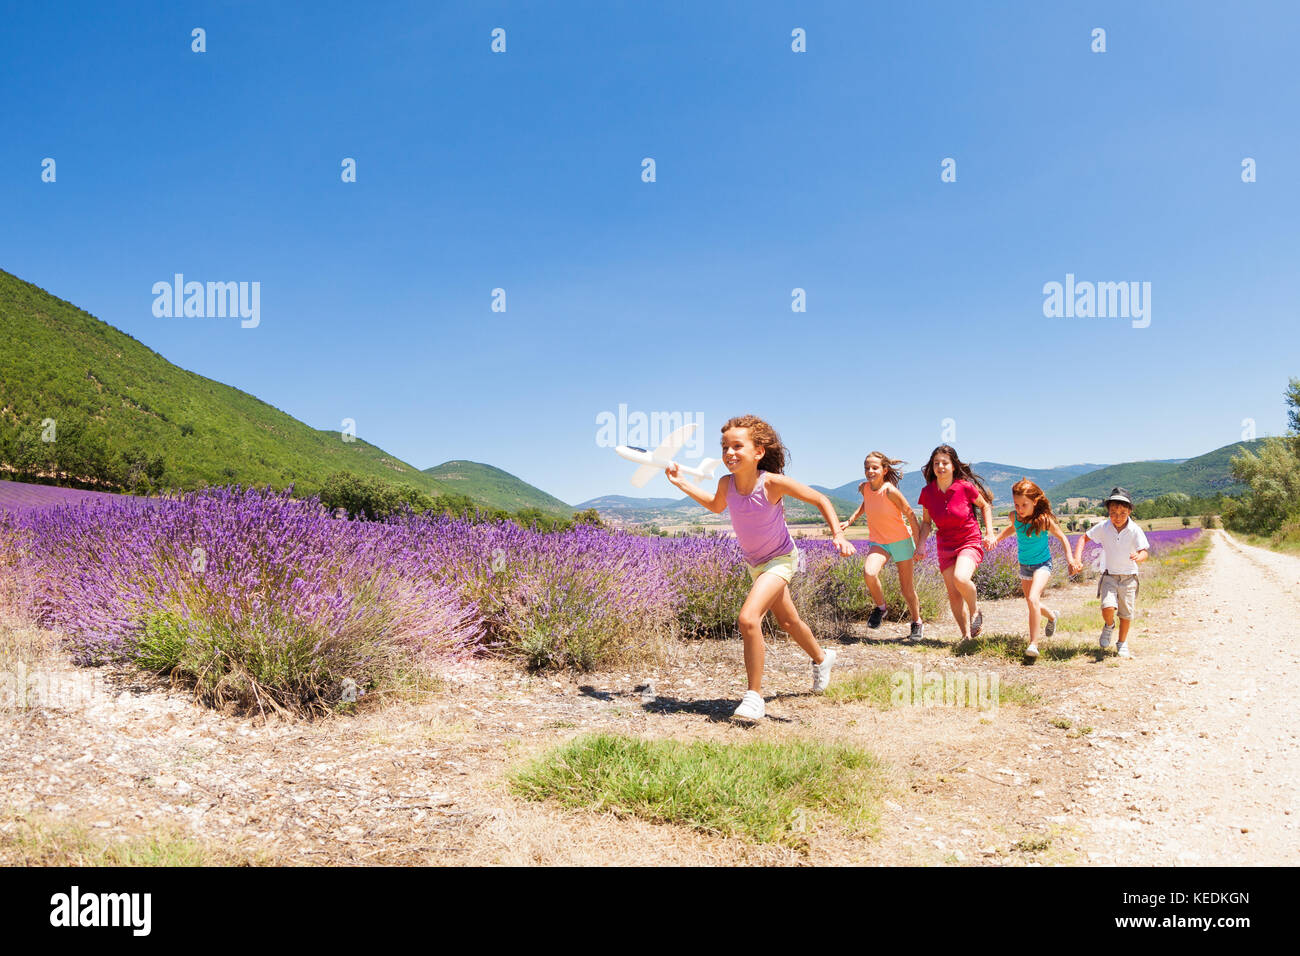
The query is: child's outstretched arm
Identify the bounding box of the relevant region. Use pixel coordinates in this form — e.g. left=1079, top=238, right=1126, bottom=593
left=665, top=464, right=727, bottom=515
left=1047, top=516, right=1082, bottom=575
left=991, top=523, right=1015, bottom=548
left=974, top=492, right=997, bottom=550
left=765, top=473, right=855, bottom=557
left=915, top=506, right=932, bottom=553
left=884, top=484, right=923, bottom=543
left=1072, top=522, right=1094, bottom=566
left=839, top=494, right=866, bottom=533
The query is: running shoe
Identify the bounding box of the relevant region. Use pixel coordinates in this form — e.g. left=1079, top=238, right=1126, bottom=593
left=812, top=648, right=837, bottom=693
left=733, top=690, right=765, bottom=720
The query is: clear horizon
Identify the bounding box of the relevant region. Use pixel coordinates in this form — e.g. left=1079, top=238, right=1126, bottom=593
left=3, top=1, right=1297, bottom=504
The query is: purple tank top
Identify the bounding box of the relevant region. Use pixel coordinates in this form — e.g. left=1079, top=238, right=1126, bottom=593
left=727, top=471, right=795, bottom=566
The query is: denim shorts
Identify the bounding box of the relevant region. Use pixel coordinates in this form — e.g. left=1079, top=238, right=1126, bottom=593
left=1018, top=559, right=1052, bottom=581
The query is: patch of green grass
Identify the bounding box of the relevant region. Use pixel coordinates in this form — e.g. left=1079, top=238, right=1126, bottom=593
left=1013, top=834, right=1052, bottom=853
left=1049, top=716, right=1072, bottom=729
left=998, top=681, right=1043, bottom=707
left=824, top=669, right=896, bottom=707
left=953, top=632, right=1027, bottom=661
left=827, top=666, right=1040, bottom=709
left=954, top=629, right=1105, bottom=664
left=1052, top=610, right=1101, bottom=633
left=510, top=733, right=889, bottom=845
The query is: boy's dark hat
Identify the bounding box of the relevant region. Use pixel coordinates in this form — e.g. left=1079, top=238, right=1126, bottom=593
left=1103, top=487, right=1133, bottom=508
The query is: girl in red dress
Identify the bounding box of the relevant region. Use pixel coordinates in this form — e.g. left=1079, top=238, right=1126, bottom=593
left=915, top=445, right=996, bottom=641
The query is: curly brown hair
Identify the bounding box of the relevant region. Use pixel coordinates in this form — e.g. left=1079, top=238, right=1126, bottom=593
left=720, top=414, right=788, bottom=474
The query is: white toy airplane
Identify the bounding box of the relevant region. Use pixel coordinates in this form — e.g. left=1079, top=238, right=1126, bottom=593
left=615, top=423, right=723, bottom=488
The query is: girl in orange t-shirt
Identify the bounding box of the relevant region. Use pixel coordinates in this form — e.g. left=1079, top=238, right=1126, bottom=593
left=840, top=451, right=925, bottom=641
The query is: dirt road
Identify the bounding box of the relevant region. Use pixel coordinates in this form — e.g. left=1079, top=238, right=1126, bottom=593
left=1079, top=531, right=1300, bottom=864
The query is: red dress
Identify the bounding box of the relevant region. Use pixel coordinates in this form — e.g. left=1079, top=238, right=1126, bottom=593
left=918, top=479, right=985, bottom=571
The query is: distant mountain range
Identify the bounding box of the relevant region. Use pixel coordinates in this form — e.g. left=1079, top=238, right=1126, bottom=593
left=815, top=461, right=1110, bottom=510
left=1044, top=442, right=1260, bottom=501
left=0, top=267, right=1264, bottom=524
left=577, top=447, right=1255, bottom=523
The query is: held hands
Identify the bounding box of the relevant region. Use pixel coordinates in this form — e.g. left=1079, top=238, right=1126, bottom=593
left=1067, top=560, right=1083, bottom=577
left=983, top=532, right=998, bottom=552
left=832, top=534, right=855, bottom=558
left=837, top=519, right=852, bottom=534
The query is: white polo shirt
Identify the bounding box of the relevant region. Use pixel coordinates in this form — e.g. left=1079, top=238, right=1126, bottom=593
left=1085, top=517, right=1150, bottom=575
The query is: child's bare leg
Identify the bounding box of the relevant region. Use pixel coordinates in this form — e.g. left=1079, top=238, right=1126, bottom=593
left=770, top=587, right=824, bottom=662
left=1117, top=617, right=1132, bottom=643
left=952, top=554, right=980, bottom=618
left=1021, top=578, right=1040, bottom=641
left=737, top=573, right=791, bottom=693
left=1027, top=567, right=1051, bottom=640
left=862, top=550, right=888, bottom=606
left=1102, top=606, right=1116, bottom=627
left=897, top=558, right=921, bottom=622
left=941, top=566, right=970, bottom=636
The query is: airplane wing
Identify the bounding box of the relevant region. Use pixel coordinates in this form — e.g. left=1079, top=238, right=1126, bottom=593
left=629, top=464, right=660, bottom=488
left=649, top=423, right=697, bottom=462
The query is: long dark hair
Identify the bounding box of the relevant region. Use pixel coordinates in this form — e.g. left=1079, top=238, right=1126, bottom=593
left=721, top=414, right=788, bottom=474
left=922, top=445, right=992, bottom=503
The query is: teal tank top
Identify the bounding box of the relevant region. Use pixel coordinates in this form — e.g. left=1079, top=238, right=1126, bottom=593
left=1014, top=517, right=1051, bottom=564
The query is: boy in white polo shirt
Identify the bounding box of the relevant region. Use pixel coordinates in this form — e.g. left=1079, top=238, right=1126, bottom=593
left=1072, top=487, right=1149, bottom=658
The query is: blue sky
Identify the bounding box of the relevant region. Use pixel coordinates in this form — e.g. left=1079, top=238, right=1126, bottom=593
left=3, top=1, right=1298, bottom=505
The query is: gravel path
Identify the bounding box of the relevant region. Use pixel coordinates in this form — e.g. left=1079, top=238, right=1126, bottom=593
left=1079, top=530, right=1300, bottom=864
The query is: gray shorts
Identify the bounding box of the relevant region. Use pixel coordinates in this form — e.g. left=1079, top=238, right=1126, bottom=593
left=1098, top=573, right=1139, bottom=619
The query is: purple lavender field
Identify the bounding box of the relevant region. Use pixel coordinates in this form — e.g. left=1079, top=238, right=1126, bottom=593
left=0, top=484, right=1204, bottom=714
left=0, top=478, right=128, bottom=513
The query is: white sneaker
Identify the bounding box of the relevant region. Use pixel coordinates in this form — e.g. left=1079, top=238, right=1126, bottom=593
left=733, top=690, right=765, bottom=720
left=1116, top=643, right=1131, bottom=659
left=812, top=648, right=837, bottom=693
left=1099, top=624, right=1114, bottom=649
left=1044, top=610, right=1057, bottom=638
left=1025, top=642, right=1039, bottom=659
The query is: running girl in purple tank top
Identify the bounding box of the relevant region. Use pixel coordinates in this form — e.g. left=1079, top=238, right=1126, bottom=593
left=666, top=414, right=854, bottom=721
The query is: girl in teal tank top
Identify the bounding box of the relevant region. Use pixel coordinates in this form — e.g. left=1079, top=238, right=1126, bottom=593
left=990, top=480, right=1083, bottom=659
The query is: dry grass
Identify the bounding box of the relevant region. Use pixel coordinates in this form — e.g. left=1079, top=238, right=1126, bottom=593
left=0, top=806, right=270, bottom=866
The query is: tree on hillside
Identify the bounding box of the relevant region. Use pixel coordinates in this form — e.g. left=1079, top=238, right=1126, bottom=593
left=1224, top=378, right=1300, bottom=536
left=1287, top=377, right=1300, bottom=454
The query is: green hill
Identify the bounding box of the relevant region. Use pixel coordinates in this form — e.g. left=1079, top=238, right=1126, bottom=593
left=424, top=460, right=572, bottom=516
left=0, top=267, right=445, bottom=499
left=1048, top=441, right=1265, bottom=501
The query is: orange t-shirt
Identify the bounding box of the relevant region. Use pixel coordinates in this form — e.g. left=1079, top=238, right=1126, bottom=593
left=858, top=481, right=911, bottom=544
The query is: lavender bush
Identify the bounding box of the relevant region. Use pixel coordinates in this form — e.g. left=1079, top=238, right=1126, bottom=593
left=0, top=482, right=1207, bottom=715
